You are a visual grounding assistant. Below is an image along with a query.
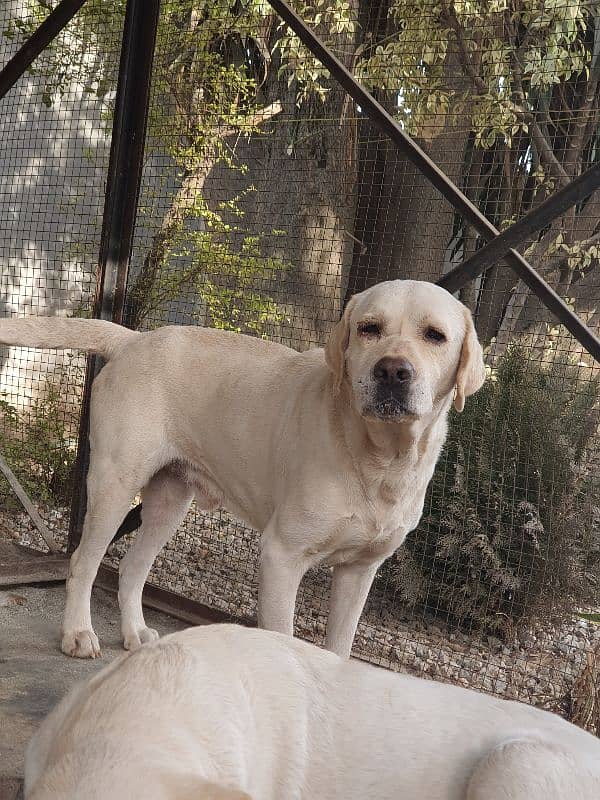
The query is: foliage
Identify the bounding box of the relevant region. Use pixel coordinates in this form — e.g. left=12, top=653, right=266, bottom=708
left=383, top=346, right=599, bottom=636
left=361, top=0, right=589, bottom=147
left=273, top=0, right=357, bottom=103
left=138, top=216, right=290, bottom=336
left=0, top=384, right=76, bottom=509
left=578, top=613, right=600, bottom=624
left=2, top=0, right=126, bottom=111
left=125, top=0, right=350, bottom=332
left=4, top=0, right=294, bottom=335
left=4, top=1, right=600, bottom=336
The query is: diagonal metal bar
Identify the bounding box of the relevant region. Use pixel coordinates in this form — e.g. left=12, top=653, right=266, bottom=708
left=489, top=246, right=600, bottom=361
left=439, top=161, right=600, bottom=294
left=0, top=0, right=87, bottom=101
left=267, top=0, right=600, bottom=363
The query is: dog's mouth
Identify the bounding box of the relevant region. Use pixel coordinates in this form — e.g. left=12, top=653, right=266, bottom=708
left=364, top=394, right=419, bottom=422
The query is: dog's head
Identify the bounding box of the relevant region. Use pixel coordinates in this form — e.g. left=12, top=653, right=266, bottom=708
left=325, top=280, right=486, bottom=421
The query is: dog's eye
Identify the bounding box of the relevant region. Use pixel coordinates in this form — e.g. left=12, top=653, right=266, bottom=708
left=425, top=327, right=446, bottom=343
left=358, top=322, right=381, bottom=338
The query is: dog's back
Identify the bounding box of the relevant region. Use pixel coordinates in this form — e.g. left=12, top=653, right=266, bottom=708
left=26, top=625, right=600, bottom=799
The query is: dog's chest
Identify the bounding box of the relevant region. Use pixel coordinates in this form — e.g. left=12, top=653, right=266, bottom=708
left=318, top=471, right=427, bottom=565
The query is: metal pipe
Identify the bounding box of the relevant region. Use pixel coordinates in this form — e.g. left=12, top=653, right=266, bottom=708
left=439, top=161, right=600, bottom=293
left=96, top=565, right=257, bottom=628
left=68, top=0, right=161, bottom=549
left=0, top=0, right=87, bottom=101
left=267, top=0, right=600, bottom=362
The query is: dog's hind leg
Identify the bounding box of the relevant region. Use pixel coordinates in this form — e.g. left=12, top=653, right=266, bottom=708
left=61, top=455, right=148, bottom=658
left=118, top=470, right=193, bottom=651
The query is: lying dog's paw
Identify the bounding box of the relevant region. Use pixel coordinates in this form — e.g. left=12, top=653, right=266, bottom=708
left=61, top=629, right=101, bottom=659
left=123, top=626, right=159, bottom=651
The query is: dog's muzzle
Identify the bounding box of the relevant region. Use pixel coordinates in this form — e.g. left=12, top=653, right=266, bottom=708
left=369, top=356, right=416, bottom=420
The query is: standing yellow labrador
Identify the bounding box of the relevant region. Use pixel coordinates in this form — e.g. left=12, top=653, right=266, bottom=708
left=25, top=625, right=600, bottom=799
left=0, top=280, right=485, bottom=659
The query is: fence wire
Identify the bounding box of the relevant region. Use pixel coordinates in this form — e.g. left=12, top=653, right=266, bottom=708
left=0, top=0, right=599, bottom=732
left=0, top=1, right=123, bottom=521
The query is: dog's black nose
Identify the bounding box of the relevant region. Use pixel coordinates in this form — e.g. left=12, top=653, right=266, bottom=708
left=373, top=357, right=415, bottom=387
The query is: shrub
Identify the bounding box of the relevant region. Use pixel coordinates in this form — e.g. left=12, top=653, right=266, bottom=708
left=382, top=346, right=599, bottom=636
left=0, top=382, right=76, bottom=510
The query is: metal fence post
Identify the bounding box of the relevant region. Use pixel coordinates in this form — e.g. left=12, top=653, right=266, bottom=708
left=68, top=0, right=161, bottom=550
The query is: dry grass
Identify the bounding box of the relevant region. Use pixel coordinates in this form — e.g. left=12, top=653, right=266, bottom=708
left=568, top=643, right=600, bottom=736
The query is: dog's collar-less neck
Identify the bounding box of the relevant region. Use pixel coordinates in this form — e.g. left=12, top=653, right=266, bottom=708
left=332, top=380, right=450, bottom=508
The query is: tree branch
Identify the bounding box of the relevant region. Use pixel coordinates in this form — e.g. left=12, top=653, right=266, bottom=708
left=507, top=40, right=571, bottom=189
left=440, top=1, right=487, bottom=96
left=127, top=102, right=282, bottom=327
left=525, top=116, right=570, bottom=188
left=563, top=77, right=600, bottom=179
left=540, top=230, right=600, bottom=279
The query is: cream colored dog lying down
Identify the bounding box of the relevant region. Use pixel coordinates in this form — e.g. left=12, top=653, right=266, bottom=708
left=26, top=626, right=600, bottom=800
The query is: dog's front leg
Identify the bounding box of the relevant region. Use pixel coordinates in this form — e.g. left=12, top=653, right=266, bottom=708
left=257, top=533, right=307, bottom=636
left=325, top=560, right=382, bottom=659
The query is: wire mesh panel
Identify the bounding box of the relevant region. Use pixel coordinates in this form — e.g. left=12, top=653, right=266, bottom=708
left=0, top=0, right=598, bottom=734
left=112, top=0, right=600, bottom=728
left=0, top=1, right=125, bottom=541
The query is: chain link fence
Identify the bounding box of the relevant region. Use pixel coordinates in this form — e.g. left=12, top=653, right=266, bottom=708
left=1, top=0, right=599, bottom=733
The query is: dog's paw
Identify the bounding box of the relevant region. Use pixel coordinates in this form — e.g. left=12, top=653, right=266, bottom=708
left=61, top=629, right=101, bottom=659
left=123, top=626, right=159, bottom=651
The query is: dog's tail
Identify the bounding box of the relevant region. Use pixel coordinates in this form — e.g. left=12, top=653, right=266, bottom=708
left=0, top=317, right=139, bottom=361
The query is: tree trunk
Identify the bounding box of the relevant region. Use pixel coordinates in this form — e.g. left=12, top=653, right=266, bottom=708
left=201, top=9, right=361, bottom=349
left=245, top=93, right=358, bottom=348
left=348, top=41, right=471, bottom=294
left=126, top=164, right=212, bottom=329
left=348, top=120, right=470, bottom=292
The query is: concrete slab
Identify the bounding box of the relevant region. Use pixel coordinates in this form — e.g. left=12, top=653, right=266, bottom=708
left=0, top=583, right=187, bottom=792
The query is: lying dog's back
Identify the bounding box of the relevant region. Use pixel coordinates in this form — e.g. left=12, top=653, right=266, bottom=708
left=26, top=625, right=600, bottom=800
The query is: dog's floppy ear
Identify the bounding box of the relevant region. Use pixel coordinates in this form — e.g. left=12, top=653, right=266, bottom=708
left=454, top=308, right=486, bottom=412
left=325, top=296, right=357, bottom=393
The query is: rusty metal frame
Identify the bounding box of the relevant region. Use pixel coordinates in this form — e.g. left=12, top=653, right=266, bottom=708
left=0, top=541, right=68, bottom=586
left=95, top=565, right=255, bottom=628
left=439, top=161, right=600, bottom=294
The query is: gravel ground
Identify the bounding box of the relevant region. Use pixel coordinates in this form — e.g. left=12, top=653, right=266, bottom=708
left=4, top=502, right=599, bottom=724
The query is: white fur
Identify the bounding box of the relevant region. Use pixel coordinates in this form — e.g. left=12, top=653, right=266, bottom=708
left=25, top=624, right=600, bottom=800
left=0, top=280, right=485, bottom=659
